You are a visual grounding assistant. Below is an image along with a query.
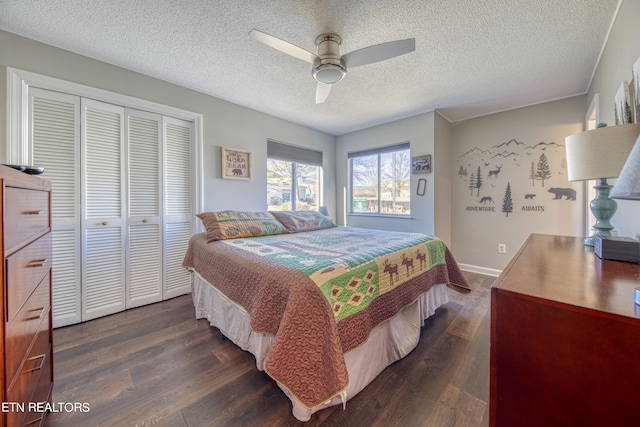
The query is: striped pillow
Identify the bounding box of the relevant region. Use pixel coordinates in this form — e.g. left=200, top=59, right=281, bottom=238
left=197, top=211, right=286, bottom=242
left=269, top=210, right=336, bottom=233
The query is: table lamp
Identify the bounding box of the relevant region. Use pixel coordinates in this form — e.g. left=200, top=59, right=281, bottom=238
left=565, top=123, right=640, bottom=246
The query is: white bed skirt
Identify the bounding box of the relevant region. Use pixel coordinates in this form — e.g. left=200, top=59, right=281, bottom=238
left=190, top=271, right=449, bottom=421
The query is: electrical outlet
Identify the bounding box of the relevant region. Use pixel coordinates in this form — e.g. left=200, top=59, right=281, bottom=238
left=498, top=243, right=507, bottom=254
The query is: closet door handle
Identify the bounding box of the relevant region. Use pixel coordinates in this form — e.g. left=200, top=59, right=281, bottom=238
left=23, top=210, right=44, bottom=215
left=101, top=221, right=108, bottom=226
left=142, top=219, right=148, bottom=223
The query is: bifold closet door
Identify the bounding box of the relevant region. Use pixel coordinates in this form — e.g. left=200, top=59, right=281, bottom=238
left=164, top=117, right=192, bottom=298
left=126, top=109, right=163, bottom=308
left=81, top=98, right=126, bottom=321
left=28, top=89, right=193, bottom=326
left=30, top=88, right=82, bottom=327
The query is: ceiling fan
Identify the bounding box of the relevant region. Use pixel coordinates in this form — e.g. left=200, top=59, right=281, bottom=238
left=249, top=29, right=415, bottom=103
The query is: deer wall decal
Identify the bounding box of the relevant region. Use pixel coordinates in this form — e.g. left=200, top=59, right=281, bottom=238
left=488, top=164, right=503, bottom=179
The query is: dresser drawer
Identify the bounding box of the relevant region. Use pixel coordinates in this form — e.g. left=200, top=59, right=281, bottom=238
left=5, top=273, right=51, bottom=387
left=4, top=186, right=50, bottom=251
left=24, top=342, right=53, bottom=427
left=6, top=338, right=52, bottom=427
left=6, top=233, right=52, bottom=322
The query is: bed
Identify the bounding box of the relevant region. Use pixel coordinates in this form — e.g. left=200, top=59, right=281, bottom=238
left=182, top=210, right=470, bottom=421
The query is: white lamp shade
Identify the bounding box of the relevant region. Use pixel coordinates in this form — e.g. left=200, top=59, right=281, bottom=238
left=611, top=135, right=640, bottom=199
left=565, top=124, right=640, bottom=181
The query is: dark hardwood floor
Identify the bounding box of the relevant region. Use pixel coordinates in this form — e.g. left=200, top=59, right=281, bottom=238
left=44, top=271, right=493, bottom=427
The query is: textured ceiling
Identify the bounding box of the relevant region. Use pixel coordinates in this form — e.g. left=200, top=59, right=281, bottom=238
left=0, top=0, right=620, bottom=135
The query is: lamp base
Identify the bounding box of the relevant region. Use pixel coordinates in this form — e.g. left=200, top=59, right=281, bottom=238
left=584, top=178, right=617, bottom=247
left=584, top=236, right=597, bottom=247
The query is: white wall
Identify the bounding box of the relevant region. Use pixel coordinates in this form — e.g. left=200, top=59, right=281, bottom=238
left=451, top=96, right=587, bottom=271
left=587, top=0, right=640, bottom=241
left=335, top=111, right=454, bottom=242
left=434, top=112, right=453, bottom=246
left=0, top=30, right=336, bottom=218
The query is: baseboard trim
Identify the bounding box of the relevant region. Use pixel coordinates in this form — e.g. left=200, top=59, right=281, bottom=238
left=459, top=263, right=502, bottom=277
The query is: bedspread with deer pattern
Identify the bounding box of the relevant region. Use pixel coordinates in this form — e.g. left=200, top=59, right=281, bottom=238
left=182, top=226, right=469, bottom=410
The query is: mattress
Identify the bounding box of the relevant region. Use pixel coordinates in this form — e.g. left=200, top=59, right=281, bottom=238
left=190, top=270, right=449, bottom=421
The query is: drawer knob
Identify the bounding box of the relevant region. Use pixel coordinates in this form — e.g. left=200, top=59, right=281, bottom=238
left=23, top=353, right=46, bottom=374
left=25, top=306, right=47, bottom=321
left=101, top=221, right=108, bottom=226
left=142, top=219, right=148, bottom=223
left=27, top=258, right=47, bottom=268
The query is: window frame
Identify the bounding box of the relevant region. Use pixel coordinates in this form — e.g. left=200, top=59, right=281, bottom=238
left=266, top=139, right=323, bottom=212
left=348, top=142, right=411, bottom=217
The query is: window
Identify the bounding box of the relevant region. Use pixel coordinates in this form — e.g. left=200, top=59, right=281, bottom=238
left=267, top=140, right=322, bottom=211
left=349, top=143, right=411, bottom=215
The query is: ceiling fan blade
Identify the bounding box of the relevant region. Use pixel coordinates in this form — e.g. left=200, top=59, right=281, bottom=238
left=315, top=82, right=332, bottom=104
left=343, top=38, right=415, bottom=68
left=249, top=29, right=317, bottom=64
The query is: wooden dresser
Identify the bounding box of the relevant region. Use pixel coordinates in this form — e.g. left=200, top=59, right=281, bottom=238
left=1, top=165, right=53, bottom=427
left=490, top=233, right=640, bottom=427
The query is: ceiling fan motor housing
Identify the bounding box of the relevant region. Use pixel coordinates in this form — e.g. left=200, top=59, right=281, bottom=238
left=312, top=33, right=346, bottom=84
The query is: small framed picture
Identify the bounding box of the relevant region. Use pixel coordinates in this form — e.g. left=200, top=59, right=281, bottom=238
left=221, top=147, right=252, bottom=180
left=633, top=56, right=640, bottom=123
left=614, top=80, right=634, bottom=125
left=411, top=155, right=431, bottom=174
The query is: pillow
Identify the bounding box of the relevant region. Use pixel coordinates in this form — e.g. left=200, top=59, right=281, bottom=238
left=269, top=210, right=336, bottom=233
left=197, top=210, right=286, bottom=242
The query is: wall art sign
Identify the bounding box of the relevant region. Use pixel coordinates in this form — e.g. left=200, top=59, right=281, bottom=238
left=457, top=138, right=574, bottom=216
left=411, top=155, right=431, bottom=174
left=221, top=147, right=251, bottom=180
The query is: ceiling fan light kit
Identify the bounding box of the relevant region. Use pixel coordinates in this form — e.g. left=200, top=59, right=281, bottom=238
left=312, top=34, right=346, bottom=84
left=249, top=28, right=415, bottom=103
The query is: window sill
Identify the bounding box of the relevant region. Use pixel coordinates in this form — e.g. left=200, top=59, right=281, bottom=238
left=347, top=213, right=412, bottom=219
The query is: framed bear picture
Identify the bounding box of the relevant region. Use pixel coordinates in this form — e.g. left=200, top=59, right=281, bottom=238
left=221, top=147, right=252, bottom=180
left=411, top=154, right=431, bottom=174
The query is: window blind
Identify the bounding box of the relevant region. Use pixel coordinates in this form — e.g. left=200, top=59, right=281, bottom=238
left=267, top=139, right=323, bottom=166
left=348, top=141, right=410, bottom=158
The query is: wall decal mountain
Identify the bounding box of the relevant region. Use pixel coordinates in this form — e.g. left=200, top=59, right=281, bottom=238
left=459, top=139, right=564, bottom=161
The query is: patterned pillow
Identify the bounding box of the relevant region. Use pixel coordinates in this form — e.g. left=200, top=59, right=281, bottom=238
left=197, top=211, right=286, bottom=242
left=269, top=210, right=336, bottom=233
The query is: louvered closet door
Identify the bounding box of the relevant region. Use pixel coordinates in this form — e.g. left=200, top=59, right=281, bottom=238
left=126, top=109, right=163, bottom=308
left=81, top=99, right=126, bottom=321
left=164, top=117, right=193, bottom=298
left=29, top=88, right=82, bottom=327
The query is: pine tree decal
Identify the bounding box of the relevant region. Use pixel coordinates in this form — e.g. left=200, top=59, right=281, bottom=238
left=529, top=161, right=536, bottom=186
left=458, top=164, right=467, bottom=179
left=468, top=172, right=475, bottom=195
left=502, top=182, right=513, bottom=217
left=535, top=153, right=551, bottom=187
left=475, top=166, right=482, bottom=196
